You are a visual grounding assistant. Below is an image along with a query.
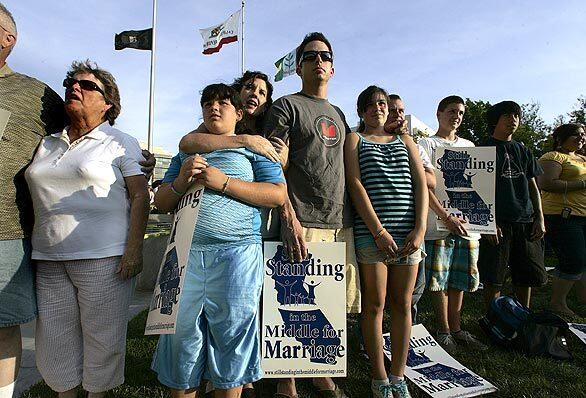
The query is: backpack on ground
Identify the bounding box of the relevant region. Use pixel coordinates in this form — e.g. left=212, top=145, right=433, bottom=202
left=479, top=296, right=530, bottom=347
left=479, top=296, right=572, bottom=360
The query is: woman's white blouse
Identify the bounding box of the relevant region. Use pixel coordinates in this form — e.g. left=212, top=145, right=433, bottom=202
left=25, top=122, right=144, bottom=260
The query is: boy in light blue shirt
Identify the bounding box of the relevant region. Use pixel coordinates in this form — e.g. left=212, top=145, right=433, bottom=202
left=151, top=84, right=286, bottom=397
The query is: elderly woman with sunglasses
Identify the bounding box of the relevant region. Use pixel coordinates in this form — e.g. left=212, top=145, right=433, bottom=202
left=24, top=60, right=150, bottom=398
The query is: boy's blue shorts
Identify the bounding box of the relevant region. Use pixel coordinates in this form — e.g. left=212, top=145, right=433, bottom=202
left=151, top=244, right=264, bottom=390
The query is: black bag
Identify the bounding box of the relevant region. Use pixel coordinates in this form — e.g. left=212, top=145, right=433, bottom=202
left=480, top=297, right=572, bottom=360
left=520, top=311, right=572, bottom=360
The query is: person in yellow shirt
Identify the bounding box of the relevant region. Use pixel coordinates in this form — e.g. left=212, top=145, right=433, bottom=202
left=538, top=123, right=586, bottom=317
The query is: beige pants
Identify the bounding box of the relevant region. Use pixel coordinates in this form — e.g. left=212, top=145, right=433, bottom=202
left=301, top=227, right=361, bottom=313
left=35, top=256, right=132, bottom=393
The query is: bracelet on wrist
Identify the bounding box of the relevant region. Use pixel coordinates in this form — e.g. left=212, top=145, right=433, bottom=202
left=221, top=176, right=231, bottom=194
left=373, top=228, right=386, bottom=241
left=170, top=181, right=185, bottom=197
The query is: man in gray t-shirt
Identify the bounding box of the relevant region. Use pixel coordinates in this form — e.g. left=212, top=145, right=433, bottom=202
left=263, top=92, right=352, bottom=228
left=263, top=31, right=357, bottom=398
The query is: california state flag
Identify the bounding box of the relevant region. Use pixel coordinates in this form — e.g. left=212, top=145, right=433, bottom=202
left=199, top=10, right=240, bottom=55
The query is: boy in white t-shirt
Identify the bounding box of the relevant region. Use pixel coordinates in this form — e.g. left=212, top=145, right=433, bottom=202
left=418, top=96, right=487, bottom=352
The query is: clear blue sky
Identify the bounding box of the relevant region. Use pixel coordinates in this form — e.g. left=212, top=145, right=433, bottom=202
left=6, top=0, right=586, bottom=152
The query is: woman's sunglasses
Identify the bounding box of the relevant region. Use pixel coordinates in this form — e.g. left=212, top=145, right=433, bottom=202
left=63, top=78, right=106, bottom=97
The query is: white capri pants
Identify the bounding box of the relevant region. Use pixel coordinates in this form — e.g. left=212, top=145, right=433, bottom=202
left=35, top=256, right=132, bottom=393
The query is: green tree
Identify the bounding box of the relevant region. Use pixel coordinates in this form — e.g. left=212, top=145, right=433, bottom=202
left=515, top=102, right=550, bottom=158
left=568, top=95, right=586, bottom=124
left=411, top=127, right=428, bottom=143
left=458, top=98, right=549, bottom=156
left=458, top=98, right=491, bottom=145
left=552, top=114, right=567, bottom=127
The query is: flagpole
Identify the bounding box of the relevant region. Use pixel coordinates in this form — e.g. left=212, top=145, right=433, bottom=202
left=240, top=0, right=245, bottom=75
left=147, top=0, right=158, bottom=154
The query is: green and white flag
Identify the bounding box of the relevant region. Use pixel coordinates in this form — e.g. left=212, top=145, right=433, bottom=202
left=274, top=48, right=296, bottom=82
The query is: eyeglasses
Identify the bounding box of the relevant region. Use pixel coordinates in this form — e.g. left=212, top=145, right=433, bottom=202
left=299, top=50, right=333, bottom=64
left=63, top=77, right=106, bottom=97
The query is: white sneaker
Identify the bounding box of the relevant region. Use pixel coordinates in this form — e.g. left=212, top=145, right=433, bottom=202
left=372, top=382, right=392, bottom=398
left=452, top=330, right=488, bottom=351
left=436, top=331, right=458, bottom=354
left=389, top=380, right=412, bottom=398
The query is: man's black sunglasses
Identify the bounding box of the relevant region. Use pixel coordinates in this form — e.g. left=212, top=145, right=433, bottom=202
left=63, top=78, right=106, bottom=97
left=299, top=50, right=333, bottom=64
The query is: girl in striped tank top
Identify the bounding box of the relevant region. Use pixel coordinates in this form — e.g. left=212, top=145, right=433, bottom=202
left=344, top=86, right=428, bottom=398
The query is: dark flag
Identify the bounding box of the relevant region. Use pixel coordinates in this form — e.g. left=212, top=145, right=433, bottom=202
left=115, top=28, right=152, bottom=50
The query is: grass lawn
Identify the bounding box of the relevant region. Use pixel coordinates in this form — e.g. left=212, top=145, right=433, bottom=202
left=21, top=268, right=585, bottom=398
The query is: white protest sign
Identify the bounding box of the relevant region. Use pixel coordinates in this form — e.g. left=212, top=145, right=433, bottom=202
left=434, top=147, right=497, bottom=234
left=383, top=325, right=497, bottom=397
left=262, top=242, right=347, bottom=378
left=569, top=323, right=586, bottom=345
left=144, top=184, right=204, bottom=335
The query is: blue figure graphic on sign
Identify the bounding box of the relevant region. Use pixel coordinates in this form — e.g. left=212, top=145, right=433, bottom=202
left=304, top=280, right=322, bottom=305
left=464, top=172, right=476, bottom=186
left=275, top=279, right=298, bottom=305
left=268, top=245, right=310, bottom=304
left=406, top=348, right=433, bottom=367
left=414, top=364, right=482, bottom=388
left=383, top=335, right=433, bottom=367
